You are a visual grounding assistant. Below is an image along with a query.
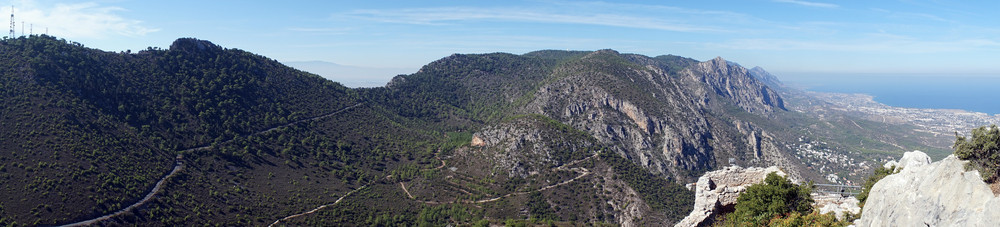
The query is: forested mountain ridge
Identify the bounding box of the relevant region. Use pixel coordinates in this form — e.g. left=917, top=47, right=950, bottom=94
left=0, top=36, right=359, bottom=225
left=1, top=36, right=946, bottom=226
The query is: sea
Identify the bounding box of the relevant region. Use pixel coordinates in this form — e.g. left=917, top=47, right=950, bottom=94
left=778, top=73, right=1000, bottom=115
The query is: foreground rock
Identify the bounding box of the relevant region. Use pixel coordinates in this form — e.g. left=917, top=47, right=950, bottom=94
left=857, top=151, right=1000, bottom=226
left=675, top=166, right=785, bottom=227
left=811, top=193, right=859, bottom=220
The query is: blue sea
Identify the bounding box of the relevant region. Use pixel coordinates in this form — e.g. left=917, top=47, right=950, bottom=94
left=778, top=73, right=1000, bottom=115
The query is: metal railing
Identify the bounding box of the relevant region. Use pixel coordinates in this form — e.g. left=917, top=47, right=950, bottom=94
left=813, top=183, right=862, bottom=197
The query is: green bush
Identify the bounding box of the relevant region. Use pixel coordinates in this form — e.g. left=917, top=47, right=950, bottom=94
left=725, top=172, right=813, bottom=226
left=954, top=125, right=1000, bottom=183
left=764, top=211, right=848, bottom=227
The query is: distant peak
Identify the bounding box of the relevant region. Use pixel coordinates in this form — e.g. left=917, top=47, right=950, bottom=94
left=594, top=49, right=621, bottom=55
left=169, top=38, right=223, bottom=52
left=701, top=56, right=732, bottom=68
left=581, top=49, right=622, bottom=59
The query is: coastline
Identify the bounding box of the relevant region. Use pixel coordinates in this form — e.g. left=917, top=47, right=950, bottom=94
left=804, top=90, right=1000, bottom=137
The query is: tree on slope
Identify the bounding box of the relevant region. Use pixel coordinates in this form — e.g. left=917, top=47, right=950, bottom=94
left=954, top=125, right=1000, bottom=183
left=725, top=172, right=814, bottom=226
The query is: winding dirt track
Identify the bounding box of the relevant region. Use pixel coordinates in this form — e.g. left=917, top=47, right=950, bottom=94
left=466, top=167, right=591, bottom=203
left=57, top=103, right=364, bottom=226
left=268, top=137, right=600, bottom=224
left=268, top=171, right=402, bottom=226
left=401, top=182, right=416, bottom=200
left=269, top=144, right=448, bottom=224
left=60, top=156, right=185, bottom=227
left=257, top=102, right=364, bottom=135
left=267, top=183, right=372, bottom=227
left=401, top=153, right=599, bottom=205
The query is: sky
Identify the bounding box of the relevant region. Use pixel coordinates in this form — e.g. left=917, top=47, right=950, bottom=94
left=3, top=0, right=999, bottom=77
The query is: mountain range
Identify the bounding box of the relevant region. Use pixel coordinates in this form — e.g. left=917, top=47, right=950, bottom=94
left=0, top=36, right=950, bottom=226
left=282, top=61, right=414, bottom=88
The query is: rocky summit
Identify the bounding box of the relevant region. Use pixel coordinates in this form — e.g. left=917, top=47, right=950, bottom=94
left=857, top=151, right=1000, bottom=226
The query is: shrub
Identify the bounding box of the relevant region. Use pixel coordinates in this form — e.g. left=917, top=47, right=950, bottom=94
left=765, top=211, right=848, bottom=227
left=725, top=172, right=813, bottom=226
left=954, top=125, right=1000, bottom=183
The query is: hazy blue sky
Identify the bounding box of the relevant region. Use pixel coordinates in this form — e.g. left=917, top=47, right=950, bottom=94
left=3, top=0, right=998, bottom=75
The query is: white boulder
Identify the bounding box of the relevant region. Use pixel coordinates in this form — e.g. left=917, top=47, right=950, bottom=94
left=856, top=151, right=1000, bottom=226
left=812, top=193, right=860, bottom=220
left=897, top=150, right=931, bottom=169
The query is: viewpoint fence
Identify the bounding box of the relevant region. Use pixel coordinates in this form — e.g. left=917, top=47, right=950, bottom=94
left=813, top=184, right=862, bottom=197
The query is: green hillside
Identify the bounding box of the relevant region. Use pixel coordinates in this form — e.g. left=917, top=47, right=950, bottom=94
left=0, top=36, right=358, bottom=225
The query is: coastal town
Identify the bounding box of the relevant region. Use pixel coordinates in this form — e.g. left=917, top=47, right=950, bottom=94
left=781, top=90, right=1000, bottom=185
left=805, top=92, right=1000, bottom=137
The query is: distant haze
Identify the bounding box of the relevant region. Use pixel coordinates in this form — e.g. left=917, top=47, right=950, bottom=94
left=778, top=73, right=1000, bottom=115
left=284, top=61, right=416, bottom=88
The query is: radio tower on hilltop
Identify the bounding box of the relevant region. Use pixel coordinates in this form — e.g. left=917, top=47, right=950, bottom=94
left=9, top=6, right=14, bottom=38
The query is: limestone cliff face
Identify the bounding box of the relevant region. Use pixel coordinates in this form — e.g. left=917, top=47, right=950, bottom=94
left=462, top=115, right=672, bottom=226
left=675, top=166, right=786, bottom=227
left=748, top=66, right=784, bottom=89
left=523, top=51, right=797, bottom=181
left=683, top=58, right=785, bottom=114
left=857, top=151, right=1000, bottom=226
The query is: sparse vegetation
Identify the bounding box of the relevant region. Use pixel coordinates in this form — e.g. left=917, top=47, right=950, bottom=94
left=954, top=125, right=1000, bottom=183
left=601, top=151, right=694, bottom=222
left=761, top=211, right=849, bottom=227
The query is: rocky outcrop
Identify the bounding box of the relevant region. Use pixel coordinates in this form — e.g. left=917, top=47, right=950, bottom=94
left=469, top=135, right=485, bottom=147
left=748, top=66, right=784, bottom=89
left=812, top=193, right=860, bottom=220
left=856, top=151, right=1000, bottom=226
left=465, top=116, right=598, bottom=178
left=170, top=38, right=224, bottom=53
left=881, top=150, right=931, bottom=170
left=684, top=57, right=785, bottom=114
left=675, top=166, right=786, bottom=227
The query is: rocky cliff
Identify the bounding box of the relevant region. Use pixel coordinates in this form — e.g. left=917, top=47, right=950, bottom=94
left=747, top=66, right=784, bottom=90
left=857, top=151, right=1000, bottom=226
left=520, top=50, right=798, bottom=182
left=683, top=58, right=785, bottom=114
left=674, top=166, right=787, bottom=227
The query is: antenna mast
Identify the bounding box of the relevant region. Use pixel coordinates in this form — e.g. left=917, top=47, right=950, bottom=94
left=9, top=6, right=13, bottom=38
